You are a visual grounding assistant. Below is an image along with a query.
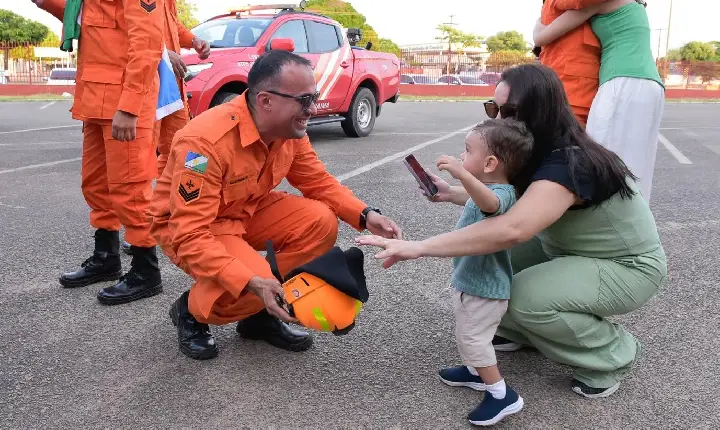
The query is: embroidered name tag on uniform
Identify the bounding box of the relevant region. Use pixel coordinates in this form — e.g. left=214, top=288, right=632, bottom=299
left=178, top=173, right=203, bottom=204
left=184, top=151, right=208, bottom=174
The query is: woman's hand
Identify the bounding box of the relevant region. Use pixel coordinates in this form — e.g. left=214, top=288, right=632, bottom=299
left=422, top=169, right=453, bottom=202
left=354, top=235, right=425, bottom=269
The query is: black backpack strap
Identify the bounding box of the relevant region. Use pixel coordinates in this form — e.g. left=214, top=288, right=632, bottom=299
left=265, top=240, right=284, bottom=283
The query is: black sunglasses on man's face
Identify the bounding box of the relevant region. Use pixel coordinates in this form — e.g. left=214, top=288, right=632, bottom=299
left=483, top=99, right=516, bottom=119
left=265, top=90, right=320, bottom=111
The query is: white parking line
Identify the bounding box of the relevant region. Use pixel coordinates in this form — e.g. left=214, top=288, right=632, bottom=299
left=0, top=142, right=78, bottom=147
left=0, top=124, right=81, bottom=135
left=337, top=125, right=473, bottom=183
left=658, top=133, right=692, bottom=165
left=0, top=157, right=82, bottom=175
left=659, top=126, right=720, bottom=130
left=39, top=101, right=57, bottom=110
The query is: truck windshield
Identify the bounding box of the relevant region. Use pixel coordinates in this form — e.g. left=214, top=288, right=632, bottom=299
left=192, top=17, right=272, bottom=48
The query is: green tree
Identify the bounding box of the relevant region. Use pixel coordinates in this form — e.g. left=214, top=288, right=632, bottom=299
left=176, top=0, right=199, bottom=29
left=305, top=0, right=400, bottom=56
left=665, top=48, right=682, bottom=61
left=486, top=50, right=533, bottom=72
left=485, top=31, right=528, bottom=53
left=435, top=24, right=483, bottom=49
left=679, top=41, right=717, bottom=61
left=10, top=31, right=61, bottom=60
left=711, top=41, right=720, bottom=59
left=0, top=9, right=49, bottom=70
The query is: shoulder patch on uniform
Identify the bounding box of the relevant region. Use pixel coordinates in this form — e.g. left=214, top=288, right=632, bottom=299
left=140, top=0, right=156, bottom=13
left=178, top=173, right=203, bottom=204
left=184, top=151, right=208, bottom=174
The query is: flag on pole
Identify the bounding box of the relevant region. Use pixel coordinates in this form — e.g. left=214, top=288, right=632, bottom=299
left=156, top=45, right=184, bottom=120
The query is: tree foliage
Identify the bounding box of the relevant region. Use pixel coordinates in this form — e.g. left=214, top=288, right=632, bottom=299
left=486, top=50, right=533, bottom=72
left=485, top=31, right=528, bottom=53
left=435, top=24, right=483, bottom=50
left=0, top=9, right=50, bottom=70
left=10, top=32, right=61, bottom=60
left=679, top=41, right=718, bottom=61
left=176, top=0, right=200, bottom=29
left=305, top=0, right=401, bottom=56
left=0, top=9, right=49, bottom=44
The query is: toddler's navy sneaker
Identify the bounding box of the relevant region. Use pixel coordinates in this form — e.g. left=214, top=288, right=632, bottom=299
left=438, top=366, right=487, bottom=391
left=467, top=386, right=524, bottom=426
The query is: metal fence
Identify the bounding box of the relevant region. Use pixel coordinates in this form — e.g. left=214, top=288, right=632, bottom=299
left=0, top=41, right=77, bottom=85
left=1, top=41, right=719, bottom=90
left=399, top=44, right=720, bottom=90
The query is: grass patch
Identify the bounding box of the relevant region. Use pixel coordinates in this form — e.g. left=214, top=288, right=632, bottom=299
left=0, top=94, right=71, bottom=102
left=666, top=98, right=720, bottom=103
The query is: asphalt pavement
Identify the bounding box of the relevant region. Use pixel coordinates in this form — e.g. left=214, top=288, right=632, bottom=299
left=1, top=99, right=718, bottom=429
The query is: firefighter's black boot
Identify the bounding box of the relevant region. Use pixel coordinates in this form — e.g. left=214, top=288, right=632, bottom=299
left=59, top=229, right=122, bottom=288
left=121, top=240, right=132, bottom=255
left=96, top=245, right=163, bottom=305
left=168, top=290, right=218, bottom=360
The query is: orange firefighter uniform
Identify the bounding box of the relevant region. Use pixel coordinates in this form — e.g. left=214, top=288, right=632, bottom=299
left=540, top=0, right=604, bottom=125
left=148, top=92, right=369, bottom=325
left=154, top=0, right=197, bottom=178
left=40, top=0, right=164, bottom=247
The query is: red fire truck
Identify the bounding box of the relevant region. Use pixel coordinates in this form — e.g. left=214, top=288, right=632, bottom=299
left=181, top=2, right=401, bottom=137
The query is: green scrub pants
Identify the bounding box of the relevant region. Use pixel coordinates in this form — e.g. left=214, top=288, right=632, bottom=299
left=496, top=237, right=666, bottom=388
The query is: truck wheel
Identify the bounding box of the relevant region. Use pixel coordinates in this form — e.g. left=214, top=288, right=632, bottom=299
left=210, top=91, right=240, bottom=108
left=341, top=87, right=376, bottom=137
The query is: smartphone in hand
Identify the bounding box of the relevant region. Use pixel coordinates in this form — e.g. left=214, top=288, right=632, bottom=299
left=403, top=154, right=439, bottom=197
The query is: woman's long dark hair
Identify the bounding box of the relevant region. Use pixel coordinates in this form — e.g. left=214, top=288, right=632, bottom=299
left=500, top=63, right=637, bottom=203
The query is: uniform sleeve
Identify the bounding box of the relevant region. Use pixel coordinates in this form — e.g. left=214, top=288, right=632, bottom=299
left=285, top=138, right=367, bottom=231
left=178, top=23, right=196, bottom=49
left=117, top=0, right=165, bottom=116
left=36, top=0, right=66, bottom=21
left=167, top=137, right=256, bottom=297
left=554, top=0, right=607, bottom=10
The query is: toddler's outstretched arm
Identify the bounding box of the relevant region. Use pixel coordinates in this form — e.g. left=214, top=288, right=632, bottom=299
left=460, top=175, right=501, bottom=215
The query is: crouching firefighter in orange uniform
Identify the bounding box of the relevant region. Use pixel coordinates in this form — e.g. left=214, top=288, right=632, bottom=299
left=148, top=50, right=403, bottom=360
left=31, top=0, right=165, bottom=304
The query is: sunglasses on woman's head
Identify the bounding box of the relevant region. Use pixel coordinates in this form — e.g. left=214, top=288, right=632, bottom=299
left=483, top=100, right=516, bottom=119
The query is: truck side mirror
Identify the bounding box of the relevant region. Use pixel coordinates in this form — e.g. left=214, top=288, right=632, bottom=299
left=267, top=38, right=295, bottom=52
left=347, top=28, right=362, bottom=46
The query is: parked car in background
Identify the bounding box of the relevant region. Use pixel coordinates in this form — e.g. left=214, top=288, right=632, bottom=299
left=46, top=68, right=76, bottom=85
left=437, top=74, right=487, bottom=85
left=181, top=2, right=401, bottom=137
left=400, top=74, right=438, bottom=85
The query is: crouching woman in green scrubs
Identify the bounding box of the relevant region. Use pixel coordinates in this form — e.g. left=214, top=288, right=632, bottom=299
left=356, top=63, right=667, bottom=399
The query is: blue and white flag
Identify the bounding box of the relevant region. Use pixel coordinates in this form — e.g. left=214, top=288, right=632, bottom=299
left=156, top=45, right=184, bottom=120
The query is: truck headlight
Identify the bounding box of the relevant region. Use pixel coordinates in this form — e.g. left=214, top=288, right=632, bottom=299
left=184, top=63, right=213, bottom=82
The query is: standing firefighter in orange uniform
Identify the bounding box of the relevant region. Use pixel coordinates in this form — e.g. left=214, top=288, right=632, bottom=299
left=31, top=0, right=165, bottom=305
left=535, top=0, right=602, bottom=125
left=155, top=0, right=210, bottom=178
left=121, top=0, right=210, bottom=255
left=149, top=50, right=403, bottom=360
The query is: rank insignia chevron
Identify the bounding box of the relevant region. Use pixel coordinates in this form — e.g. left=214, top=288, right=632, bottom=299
left=178, top=173, right=202, bottom=204
left=140, top=0, right=157, bottom=13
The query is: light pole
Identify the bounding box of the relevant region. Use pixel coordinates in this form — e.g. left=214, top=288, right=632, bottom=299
left=442, top=15, right=457, bottom=75
left=663, top=0, right=673, bottom=78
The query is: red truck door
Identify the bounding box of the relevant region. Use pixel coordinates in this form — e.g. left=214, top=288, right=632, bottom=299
left=303, top=20, right=353, bottom=114
left=265, top=18, right=352, bottom=114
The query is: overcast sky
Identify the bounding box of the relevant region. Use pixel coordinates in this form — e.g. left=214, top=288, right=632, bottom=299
left=6, top=0, right=715, bottom=57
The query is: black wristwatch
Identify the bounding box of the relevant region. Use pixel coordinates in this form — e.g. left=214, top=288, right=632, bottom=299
left=359, top=206, right=382, bottom=230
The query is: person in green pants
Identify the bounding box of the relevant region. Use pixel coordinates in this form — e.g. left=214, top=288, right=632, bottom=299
left=355, top=63, right=667, bottom=399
